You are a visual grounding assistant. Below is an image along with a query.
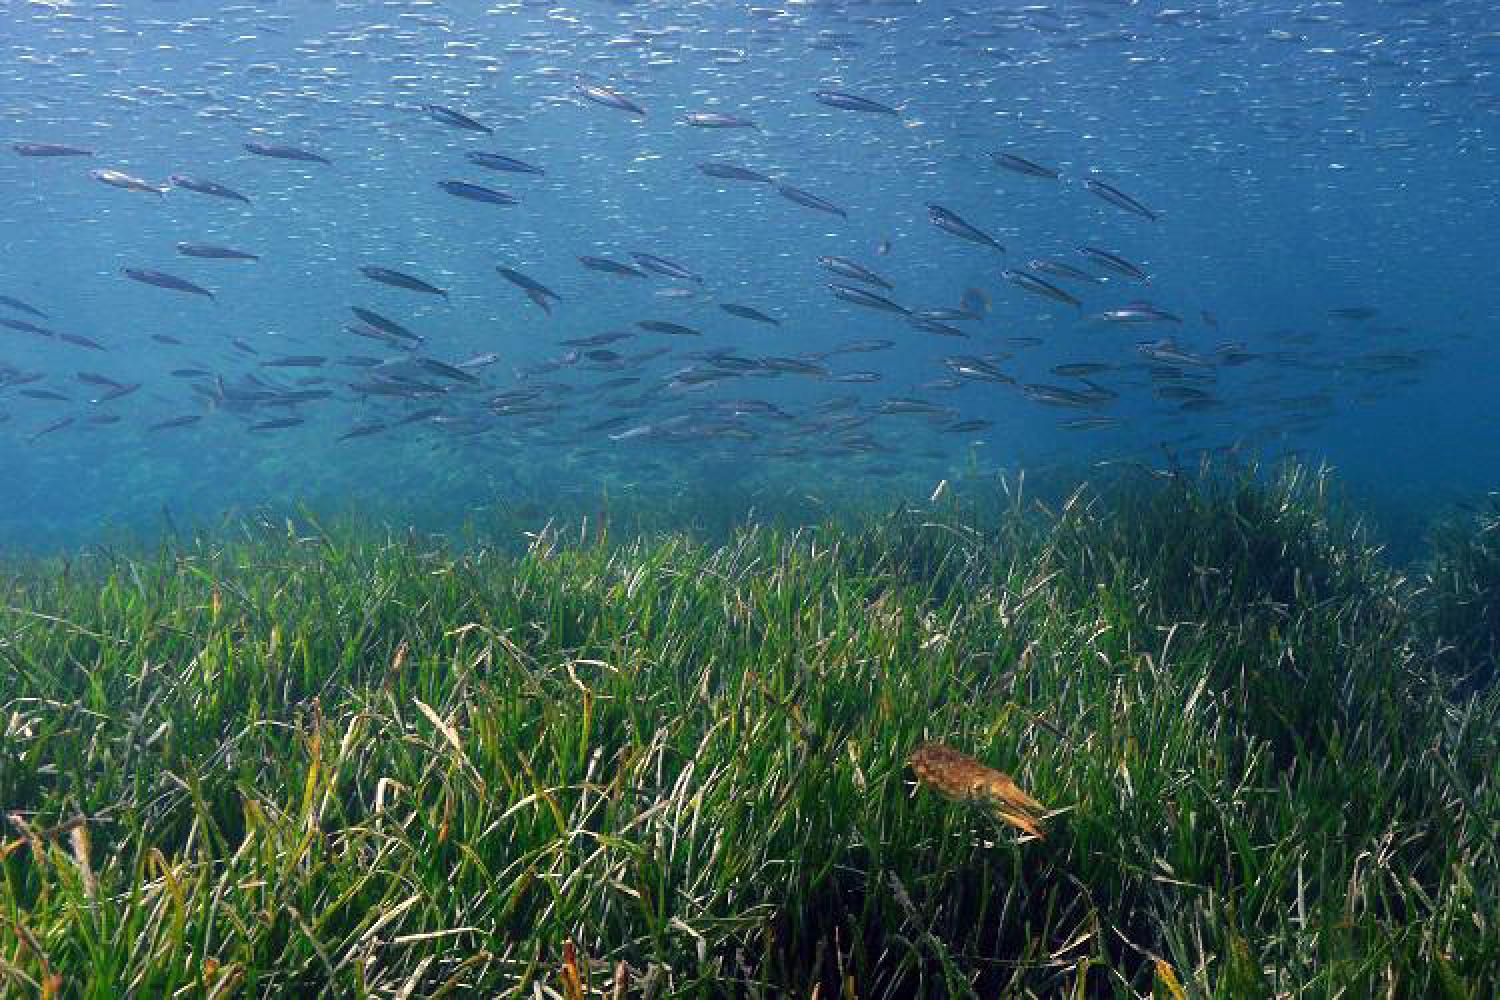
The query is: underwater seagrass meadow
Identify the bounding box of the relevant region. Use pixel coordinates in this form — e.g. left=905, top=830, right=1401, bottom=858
left=5, top=0, right=1500, bottom=996
left=3, top=465, right=1500, bottom=997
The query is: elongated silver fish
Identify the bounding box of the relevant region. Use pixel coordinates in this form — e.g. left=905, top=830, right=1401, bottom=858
left=31, top=416, right=75, bottom=440
left=122, top=268, right=214, bottom=298
left=1095, top=304, right=1183, bottom=324
left=562, top=332, right=633, bottom=347
left=1079, top=247, right=1149, bottom=281
left=777, top=183, right=847, bottom=217
left=812, top=90, right=899, bottom=114
left=927, top=204, right=1003, bottom=250
left=1029, top=259, right=1104, bottom=284
left=360, top=266, right=448, bottom=298
left=830, top=283, right=908, bottom=315
left=720, top=303, right=779, bottom=325
left=1138, top=340, right=1209, bottom=365
left=945, top=356, right=1011, bottom=383
left=13, top=142, right=92, bottom=157
left=90, top=169, right=165, bottom=195
left=466, top=151, right=544, bottom=175
left=1023, top=383, right=1114, bottom=407
left=1062, top=416, right=1120, bottom=431
left=911, top=308, right=974, bottom=324
left=824, top=338, right=895, bottom=355
left=993, top=153, right=1058, bottom=179
left=579, top=256, right=646, bottom=278
left=631, top=253, right=702, bottom=284
left=1052, top=363, right=1113, bottom=377
left=418, top=358, right=479, bottom=383
left=149, top=415, right=203, bottom=432
left=880, top=397, right=950, bottom=415
left=819, top=256, right=893, bottom=289
left=1, top=317, right=54, bottom=337
left=244, top=142, right=329, bottom=164
left=423, top=103, right=491, bottom=133
left=339, top=421, right=388, bottom=441
left=1084, top=179, right=1156, bottom=221
left=60, top=333, right=106, bottom=351
left=350, top=306, right=423, bottom=345
left=684, top=111, right=756, bottom=128
left=260, top=355, right=326, bottom=368
left=178, top=243, right=259, bottom=261
left=909, top=317, right=968, bottom=337
left=251, top=417, right=304, bottom=432
left=495, top=267, right=559, bottom=300
left=760, top=357, right=827, bottom=376
left=698, top=162, right=772, bottom=183
left=637, top=320, right=703, bottom=336
left=169, top=175, right=251, bottom=203
left=575, top=79, right=645, bottom=116
left=497, top=266, right=561, bottom=305
left=1004, top=269, right=1081, bottom=308
left=0, top=295, right=47, bottom=319
left=437, top=180, right=517, bottom=205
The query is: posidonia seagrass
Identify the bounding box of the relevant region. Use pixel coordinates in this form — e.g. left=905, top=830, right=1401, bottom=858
left=2, top=462, right=1497, bottom=997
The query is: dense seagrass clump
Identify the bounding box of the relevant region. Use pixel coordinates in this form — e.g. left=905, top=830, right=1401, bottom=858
left=1420, top=493, right=1500, bottom=692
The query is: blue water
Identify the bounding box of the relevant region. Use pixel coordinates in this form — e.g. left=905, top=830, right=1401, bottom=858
left=2, top=0, right=1497, bottom=551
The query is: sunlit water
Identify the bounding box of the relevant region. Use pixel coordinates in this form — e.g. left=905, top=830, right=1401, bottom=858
left=2, top=0, right=1497, bottom=552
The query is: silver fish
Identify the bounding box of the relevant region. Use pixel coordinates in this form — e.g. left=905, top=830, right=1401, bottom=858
left=1094, top=305, right=1182, bottom=324
left=638, top=320, right=702, bottom=336
left=1004, top=269, right=1081, bottom=308
left=575, top=79, right=646, bottom=116
left=1079, top=247, right=1149, bottom=281
left=423, top=103, right=491, bottom=134
left=360, top=266, right=448, bottom=298
left=497, top=266, right=562, bottom=305
left=122, top=268, right=214, bottom=298
left=830, top=284, right=908, bottom=315
left=684, top=111, right=756, bottom=128
left=777, top=184, right=847, bottom=217
left=243, top=142, right=329, bottom=163
left=169, top=175, right=251, bottom=203
left=993, top=153, right=1059, bottom=179
left=466, top=152, right=544, bottom=175
left=927, top=204, right=1003, bottom=250
left=0, top=295, right=47, bottom=319
left=1029, top=259, right=1104, bottom=284
left=818, top=256, right=892, bottom=289
left=438, top=180, right=518, bottom=205
left=1138, top=340, right=1210, bottom=366
left=631, top=253, right=702, bottom=284
left=13, top=142, right=92, bottom=157
left=579, top=256, right=646, bottom=278
left=812, top=90, right=899, bottom=114
left=1084, top=179, right=1156, bottom=221
left=720, top=303, right=779, bottom=325
left=90, top=169, right=165, bottom=195
left=178, top=243, right=259, bottom=261
left=350, top=307, right=423, bottom=345
left=698, top=162, right=772, bottom=183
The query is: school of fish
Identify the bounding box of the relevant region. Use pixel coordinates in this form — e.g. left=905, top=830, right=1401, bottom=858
left=1, top=0, right=1480, bottom=516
